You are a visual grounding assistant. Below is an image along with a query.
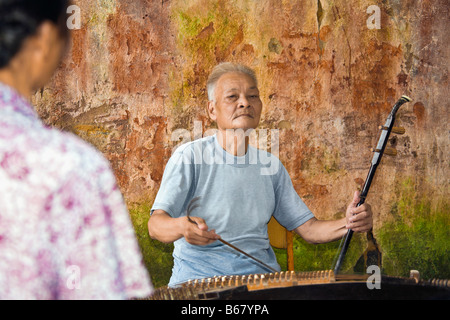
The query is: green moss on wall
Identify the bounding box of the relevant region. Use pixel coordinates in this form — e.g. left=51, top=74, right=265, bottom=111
left=128, top=202, right=173, bottom=288
left=174, top=7, right=241, bottom=58
left=169, top=1, right=245, bottom=110
left=378, top=209, right=449, bottom=279
left=377, top=178, right=450, bottom=279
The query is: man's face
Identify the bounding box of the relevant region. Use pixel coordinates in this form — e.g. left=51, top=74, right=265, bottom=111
left=208, top=72, right=262, bottom=132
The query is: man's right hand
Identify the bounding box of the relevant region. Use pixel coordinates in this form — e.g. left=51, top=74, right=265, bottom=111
left=182, top=216, right=221, bottom=245
left=148, top=210, right=220, bottom=245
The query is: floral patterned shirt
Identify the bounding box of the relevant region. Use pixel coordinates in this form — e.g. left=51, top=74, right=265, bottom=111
left=0, top=83, right=153, bottom=299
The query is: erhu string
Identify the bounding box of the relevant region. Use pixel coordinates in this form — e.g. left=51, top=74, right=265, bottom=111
left=331, top=233, right=346, bottom=272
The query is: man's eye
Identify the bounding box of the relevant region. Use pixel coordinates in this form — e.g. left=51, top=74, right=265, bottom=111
left=227, top=95, right=237, bottom=99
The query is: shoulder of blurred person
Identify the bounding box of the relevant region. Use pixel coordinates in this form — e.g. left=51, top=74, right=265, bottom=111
left=0, top=75, right=153, bottom=302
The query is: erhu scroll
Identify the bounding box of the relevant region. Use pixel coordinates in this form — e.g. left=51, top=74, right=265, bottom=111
left=333, top=95, right=412, bottom=274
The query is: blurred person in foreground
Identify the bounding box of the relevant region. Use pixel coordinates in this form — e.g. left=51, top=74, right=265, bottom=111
left=0, top=0, right=153, bottom=299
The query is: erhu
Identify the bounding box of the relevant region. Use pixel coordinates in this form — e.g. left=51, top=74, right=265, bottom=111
left=333, top=95, right=412, bottom=274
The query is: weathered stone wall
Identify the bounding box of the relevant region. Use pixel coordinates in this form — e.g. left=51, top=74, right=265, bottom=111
left=33, top=0, right=449, bottom=282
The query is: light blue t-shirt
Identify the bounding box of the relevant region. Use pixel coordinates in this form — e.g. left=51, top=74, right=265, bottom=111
left=151, top=135, right=314, bottom=286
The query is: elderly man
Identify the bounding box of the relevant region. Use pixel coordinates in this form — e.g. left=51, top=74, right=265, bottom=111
left=148, top=62, right=373, bottom=287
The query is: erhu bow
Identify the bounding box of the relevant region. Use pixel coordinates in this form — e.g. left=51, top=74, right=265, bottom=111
left=333, top=96, right=412, bottom=274
left=186, top=197, right=278, bottom=273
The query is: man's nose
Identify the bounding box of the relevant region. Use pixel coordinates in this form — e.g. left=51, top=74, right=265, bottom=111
left=238, top=96, right=250, bottom=108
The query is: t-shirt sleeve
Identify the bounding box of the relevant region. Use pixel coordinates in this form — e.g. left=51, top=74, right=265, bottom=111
left=151, top=145, right=196, bottom=218
left=272, top=162, right=315, bottom=231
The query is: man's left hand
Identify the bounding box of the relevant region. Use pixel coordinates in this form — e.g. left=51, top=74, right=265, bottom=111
left=346, top=191, right=373, bottom=233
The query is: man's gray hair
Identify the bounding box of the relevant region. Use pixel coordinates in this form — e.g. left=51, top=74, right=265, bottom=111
left=206, top=62, right=258, bottom=101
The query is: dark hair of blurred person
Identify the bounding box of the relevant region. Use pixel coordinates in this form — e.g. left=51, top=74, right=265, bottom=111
left=0, top=0, right=70, bottom=95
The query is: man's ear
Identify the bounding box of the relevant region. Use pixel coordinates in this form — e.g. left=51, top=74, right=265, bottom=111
left=207, top=100, right=217, bottom=121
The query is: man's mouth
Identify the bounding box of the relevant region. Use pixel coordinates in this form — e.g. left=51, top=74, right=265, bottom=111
left=234, top=114, right=254, bottom=119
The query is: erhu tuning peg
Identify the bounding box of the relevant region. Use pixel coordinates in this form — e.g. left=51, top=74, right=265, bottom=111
left=379, top=126, right=406, bottom=135
left=392, top=127, right=406, bottom=135
left=371, top=147, right=398, bottom=157
left=384, top=147, right=398, bottom=156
